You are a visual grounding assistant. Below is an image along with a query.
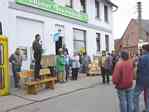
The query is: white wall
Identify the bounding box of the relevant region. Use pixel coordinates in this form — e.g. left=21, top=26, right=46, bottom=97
left=55, top=0, right=65, bottom=6
left=1, top=0, right=114, bottom=70
left=86, top=0, right=113, bottom=31
left=15, top=17, right=44, bottom=70
left=53, top=0, right=113, bottom=32
left=0, top=0, right=10, bottom=37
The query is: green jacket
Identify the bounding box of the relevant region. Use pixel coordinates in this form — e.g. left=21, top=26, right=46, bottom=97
left=56, top=55, right=65, bottom=72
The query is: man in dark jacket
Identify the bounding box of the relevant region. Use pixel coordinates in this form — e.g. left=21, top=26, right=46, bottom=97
left=32, top=34, right=42, bottom=80
left=9, top=48, right=22, bottom=88
left=134, top=44, right=149, bottom=112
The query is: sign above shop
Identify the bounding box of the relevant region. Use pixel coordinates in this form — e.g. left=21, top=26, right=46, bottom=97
left=16, top=0, right=88, bottom=22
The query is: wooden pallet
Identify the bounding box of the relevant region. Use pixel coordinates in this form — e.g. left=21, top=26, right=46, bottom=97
left=25, top=77, right=57, bottom=95
left=88, top=71, right=99, bottom=76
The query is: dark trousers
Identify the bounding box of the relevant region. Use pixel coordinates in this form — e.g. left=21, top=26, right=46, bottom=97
left=72, top=68, right=79, bottom=80
left=12, top=65, right=21, bottom=88
left=144, top=88, right=147, bottom=108
left=65, top=65, right=69, bottom=81
left=34, top=53, right=41, bottom=80
left=34, top=60, right=41, bottom=80
left=102, top=67, right=110, bottom=84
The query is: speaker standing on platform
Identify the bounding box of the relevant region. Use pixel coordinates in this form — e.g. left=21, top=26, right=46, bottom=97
left=32, top=34, right=42, bottom=81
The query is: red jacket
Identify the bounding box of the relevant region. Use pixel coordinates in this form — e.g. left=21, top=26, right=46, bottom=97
left=112, top=59, right=134, bottom=89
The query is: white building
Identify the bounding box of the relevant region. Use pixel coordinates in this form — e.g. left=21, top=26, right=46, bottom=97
left=0, top=0, right=117, bottom=70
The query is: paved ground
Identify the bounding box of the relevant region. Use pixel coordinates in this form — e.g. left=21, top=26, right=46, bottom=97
left=0, top=95, right=32, bottom=112
left=0, top=76, right=100, bottom=112
left=0, top=76, right=146, bottom=112
left=9, top=84, right=119, bottom=112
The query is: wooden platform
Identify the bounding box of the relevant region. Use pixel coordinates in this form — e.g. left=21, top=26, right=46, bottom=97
left=88, top=72, right=100, bottom=76
left=25, top=77, right=57, bottom=95
left=17, top=69, right=57, bottom=95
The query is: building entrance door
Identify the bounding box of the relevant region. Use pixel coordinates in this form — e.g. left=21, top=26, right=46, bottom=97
left=55, top=36, right=63, bottom=55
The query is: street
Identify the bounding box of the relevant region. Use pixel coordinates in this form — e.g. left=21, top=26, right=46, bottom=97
left=9, top=83, right=119, bottom=112
left=1, top=0, right=149, bottom=112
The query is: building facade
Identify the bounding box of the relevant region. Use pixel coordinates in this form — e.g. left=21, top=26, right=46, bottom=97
left=115, top=19, right=149, bottom=56
left=0, top=0, right=117, bottom=70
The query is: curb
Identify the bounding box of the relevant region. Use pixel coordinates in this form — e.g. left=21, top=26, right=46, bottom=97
left=6, top=82, right=100, bottom=112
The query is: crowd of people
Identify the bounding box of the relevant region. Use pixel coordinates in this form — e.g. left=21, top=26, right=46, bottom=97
left=9, top=34, right=149, bottom=112
left=56, top=48, right=91, bottom=83
left=9, top=34, right=92, bottom=86
left=112, top=44, right=149, bottom=112
left=8, top=33, right=120, bottom=87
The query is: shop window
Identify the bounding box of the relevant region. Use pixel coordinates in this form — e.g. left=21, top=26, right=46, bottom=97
left=96, top=33, right=101, bottom=52
left=80, top=0, right=86, bottom=13
left=104, top=5, right=109, bottom=22
left=0, top=22, right=2, bottom=35
left=95, top=0, right=100, bottom=19
left=73, top=29, right=86, bottom=53
left=105, top=35, right=109, bottom=51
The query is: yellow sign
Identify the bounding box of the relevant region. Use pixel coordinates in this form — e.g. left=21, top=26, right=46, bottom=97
left=80, top=48, right=86, bottom=55
left=0, top=36, right=9, bottom=96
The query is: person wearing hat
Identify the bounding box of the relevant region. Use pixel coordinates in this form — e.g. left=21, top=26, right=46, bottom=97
left=56, top=48, right=65, bottom=83
left=133, top=44, right=149, bottom=112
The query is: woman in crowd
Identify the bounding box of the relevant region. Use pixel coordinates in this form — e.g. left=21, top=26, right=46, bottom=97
left=64, top=51, right=70, bottom=81
left=71, top=52, right=80, bottom=80
left=56, top=48, right=65, bottom=83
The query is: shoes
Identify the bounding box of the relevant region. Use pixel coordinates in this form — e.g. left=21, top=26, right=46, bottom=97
left=59, top=80, right=65, bottom=83
left=34, top=78, right=41, bottom=81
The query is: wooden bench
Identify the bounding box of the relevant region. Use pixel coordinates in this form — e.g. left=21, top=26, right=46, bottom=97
left=17, top=71, right=33, bottom=79
left=17, top=71, right=33, bottom=88
left=40, top=68, right=51, bottom=79
left=25, top=77, right=57, bottom=94
left=17, top=69, right=57, bottom=95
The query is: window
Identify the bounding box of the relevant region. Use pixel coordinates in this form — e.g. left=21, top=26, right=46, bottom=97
left=65, top=0, right=73, bottom=8
left=96, top=33, right=101, bottom=52
left=104, top=5, right=108, bottom=22
left=73, top=29, right=86, bottom=53
left=105, top=35, right=109, bottom=51
left=80, top=0, right=86, bottom=13
left=95, top=0, right=100, bottom=18
left=0, top=22, right=2, bottom=35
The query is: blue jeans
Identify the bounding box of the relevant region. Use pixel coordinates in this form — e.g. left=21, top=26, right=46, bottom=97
left=133, top=85, right=149, bottom=112
left=12, top=65, right=21, bottom=88
left=117, top=88, right=134, bottom=112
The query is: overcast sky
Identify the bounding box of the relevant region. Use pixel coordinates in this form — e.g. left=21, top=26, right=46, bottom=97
left=111, top=0, right=149, bottom=39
